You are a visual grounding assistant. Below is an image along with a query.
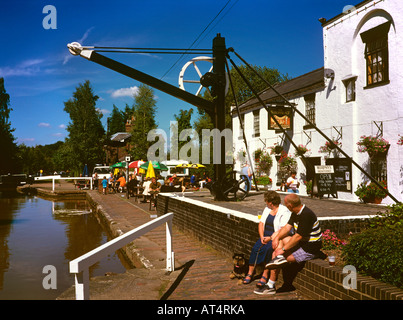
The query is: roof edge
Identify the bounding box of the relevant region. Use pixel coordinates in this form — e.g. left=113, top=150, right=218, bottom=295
left=321, top=0, right=374, bottom=27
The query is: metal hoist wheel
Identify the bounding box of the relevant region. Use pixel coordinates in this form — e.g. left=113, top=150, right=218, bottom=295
left=178, top=56, right=229, bottom=96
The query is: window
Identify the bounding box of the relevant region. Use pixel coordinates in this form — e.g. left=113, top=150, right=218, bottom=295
left=371, top=157, right=387, bottom=183
left=361, top=21, right=391, bottom=88
left=303, top=93, right=315, bottom=129
left=342, top=75, right=357, bottom=102
left=238, top=113, right=245, bottom=140
left=252, top=109, right=260, bottom=137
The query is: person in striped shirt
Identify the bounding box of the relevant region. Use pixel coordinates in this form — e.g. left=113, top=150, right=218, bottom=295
left=266, top=193, right=323, bottom=268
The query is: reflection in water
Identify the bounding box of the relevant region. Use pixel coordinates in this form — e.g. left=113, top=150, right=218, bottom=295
left=0, top=191, right=127, bottom=300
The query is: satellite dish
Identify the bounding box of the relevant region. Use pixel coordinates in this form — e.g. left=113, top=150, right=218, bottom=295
left=179, top=56, right=229, bottom=96
left=342, top=5, right=356, bottom=14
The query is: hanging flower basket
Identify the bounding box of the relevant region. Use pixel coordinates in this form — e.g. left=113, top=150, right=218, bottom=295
left=278, top=151, right=297, bottom=170
left=294, top=144, right=310, bottom=157
left=357, top=135, right=390, bottom=159
left=270, top=143, right=284, bottom=155
left=256, top=150, right=273, bottom=174
left=319, top=139, right=342, bottom=154
left=236, top=148, right=246, bottom=161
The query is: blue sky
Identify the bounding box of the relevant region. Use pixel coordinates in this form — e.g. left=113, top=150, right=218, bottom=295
left=1, top=0, right=354, bottom=147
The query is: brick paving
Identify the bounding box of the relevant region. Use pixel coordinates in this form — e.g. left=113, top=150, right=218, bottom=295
left=24, top=180, right=387, bottom=300
left=87, top=189, right=304, bottom=300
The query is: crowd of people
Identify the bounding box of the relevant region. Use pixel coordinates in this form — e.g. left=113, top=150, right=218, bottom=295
left=94, top=170, right=212, bottom=201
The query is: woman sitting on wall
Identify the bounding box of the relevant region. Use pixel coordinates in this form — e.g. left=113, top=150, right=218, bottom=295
left=243, top=191, right=292, bottom=291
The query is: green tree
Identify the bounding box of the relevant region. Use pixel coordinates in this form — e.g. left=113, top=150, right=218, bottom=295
left=129, top=84, right=157, bottom=160
left=63, top=80, right=105, bottom=174
left=107, top=105, right=126, bottom=138
left=170, top=108, right=194, bottom=159
left=0, top=78, right=19, bottom=174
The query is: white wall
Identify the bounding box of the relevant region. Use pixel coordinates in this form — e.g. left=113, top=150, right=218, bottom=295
left=232, top=0, right=403, bottom=203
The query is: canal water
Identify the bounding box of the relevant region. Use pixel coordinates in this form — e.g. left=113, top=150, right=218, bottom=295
left=0, top=191, right=127, bottom=300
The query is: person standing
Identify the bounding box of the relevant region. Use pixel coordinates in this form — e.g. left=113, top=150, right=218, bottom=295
left=241, top=162, right=252, bottom=192
left=101, top=176, right=108, bottom=195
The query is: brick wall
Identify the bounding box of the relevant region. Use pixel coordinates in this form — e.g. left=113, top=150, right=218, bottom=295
left=157, top=194, right=403, bottom=300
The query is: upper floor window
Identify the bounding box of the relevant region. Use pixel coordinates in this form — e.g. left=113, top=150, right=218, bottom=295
left=361, top=21, right=391, bottom=88
left=252, top=109, right=260, bottom=137
left=303, top=93, right=315, bottom=129
left=238, top=113, right=245, bottom=140
left=342, top=75, right=357, bottom=102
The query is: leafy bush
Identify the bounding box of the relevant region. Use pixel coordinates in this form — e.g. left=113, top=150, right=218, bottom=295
left=256, top=176, right=272, bottom=185
left=369, top=203, right=403, bottom=229
left=341, top=224, right=403, bottom=288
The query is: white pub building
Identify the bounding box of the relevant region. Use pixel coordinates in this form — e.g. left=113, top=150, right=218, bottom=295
left=232, top=0, right=403, bottom=204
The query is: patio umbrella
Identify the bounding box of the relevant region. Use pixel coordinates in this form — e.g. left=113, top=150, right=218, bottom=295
left=145, top=161, right=156, bottom=179
left=175, top=163, right=190, bottom=168
left=129, top=160, right=145, bottom=169
left=176, top=163, right=205, bottom=169
left=189, top=163, right=206, bottom=169
left=110, top=162, right=126, bottom=168
left=140, top=161, right=168, bottom=171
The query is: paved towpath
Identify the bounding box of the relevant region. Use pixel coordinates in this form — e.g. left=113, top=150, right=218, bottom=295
left=25, top=181, right=387, bottom=300
left=50, top=183, right=305, bottom=300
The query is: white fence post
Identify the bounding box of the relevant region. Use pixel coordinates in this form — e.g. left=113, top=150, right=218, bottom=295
left=166, top=219, right=174, bottom=272
left=74, top=268, right=90, bottom=300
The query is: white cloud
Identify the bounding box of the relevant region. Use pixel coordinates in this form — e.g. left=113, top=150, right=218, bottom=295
left=58, top=124, right=66, bottom=129
left=38, top=122, right=51, bottom=127
left=0, top=59, right=44, bottom=77
left=110, top=85, right=139, bottom=98
left=96, top=108, right=110, bottom=115
left=18, top=138, right=35, bottom=143
left=52, top=133, right=64, bottom=137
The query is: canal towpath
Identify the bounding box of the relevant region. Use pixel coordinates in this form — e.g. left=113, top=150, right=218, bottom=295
left=20, top=180, right=307, bottom=300
left=19, top=180, right=386, bottom=300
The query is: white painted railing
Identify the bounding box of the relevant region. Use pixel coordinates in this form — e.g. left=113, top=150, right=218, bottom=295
left=69, top=212, right=174, bottom=300
left=34, top=175, right=93, bottom=191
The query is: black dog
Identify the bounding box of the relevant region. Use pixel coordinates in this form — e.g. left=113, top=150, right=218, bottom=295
left=229, top=254, right=249, bottom=283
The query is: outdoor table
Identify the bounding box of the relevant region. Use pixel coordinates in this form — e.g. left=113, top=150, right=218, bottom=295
left=133, top=186, right=144, bottom=203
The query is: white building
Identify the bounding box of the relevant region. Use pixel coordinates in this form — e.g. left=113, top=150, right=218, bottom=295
left=232, top=0, right=403, bottom=204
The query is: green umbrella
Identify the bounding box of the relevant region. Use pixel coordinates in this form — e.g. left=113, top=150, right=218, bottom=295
left=140, top=161, right=168, bottom=171
left=110, top=162, right=127, bottom=168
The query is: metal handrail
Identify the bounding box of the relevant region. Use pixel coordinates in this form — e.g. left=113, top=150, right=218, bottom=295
left=69, top=212, right=174, bottom=300
left=34, top=175, right=93, bottom=191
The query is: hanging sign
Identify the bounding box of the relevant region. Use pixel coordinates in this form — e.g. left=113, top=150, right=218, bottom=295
left=268, top=106, right=293, bottom=130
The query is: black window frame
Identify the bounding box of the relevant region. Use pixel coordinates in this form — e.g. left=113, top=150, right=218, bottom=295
left=360, top=21, right=391, bottom=89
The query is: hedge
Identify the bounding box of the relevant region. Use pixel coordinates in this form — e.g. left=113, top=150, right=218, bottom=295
left=341, top=224, right=403, bottom=289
